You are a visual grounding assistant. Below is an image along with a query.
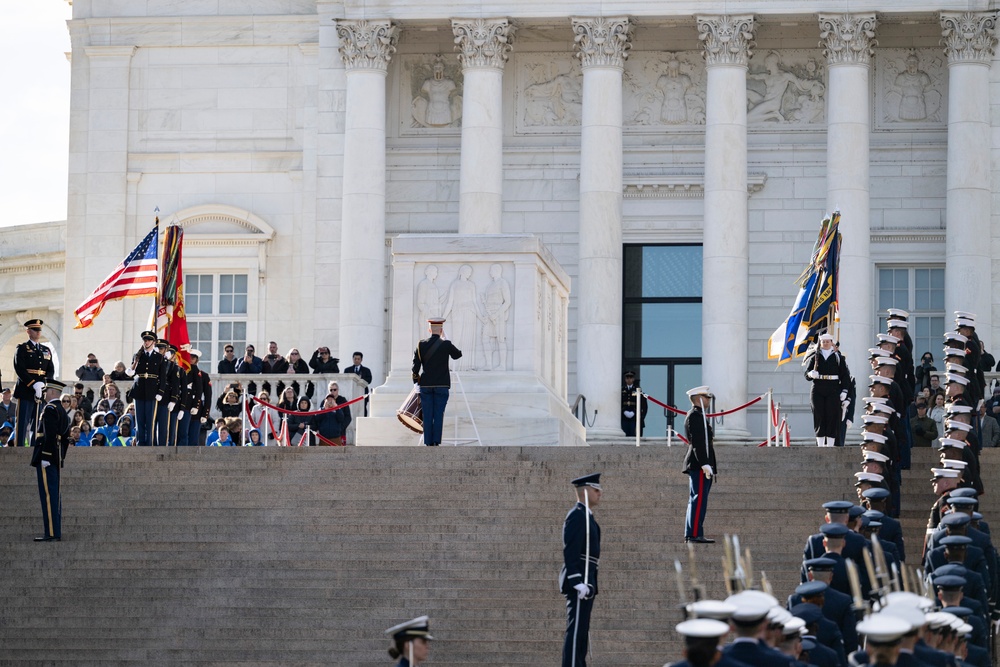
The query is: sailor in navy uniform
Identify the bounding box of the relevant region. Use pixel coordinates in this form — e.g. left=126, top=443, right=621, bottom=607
left=384, top=615, right=433, bottom=666
left=683, top=386, right=717, bottom=544
left=803, top=333, right=851, bottom=447
left=666, top=617, right=752, bottom=667
left=30, top=379, right=69, bottom=542
left=126, top=331, right=165, bottom=446
left=13, top=319, right=55, bottom=448
left=560, top=473, right=602, bottom=667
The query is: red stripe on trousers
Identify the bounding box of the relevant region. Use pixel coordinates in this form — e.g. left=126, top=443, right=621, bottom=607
left=693, top=471, right=705, bottom=538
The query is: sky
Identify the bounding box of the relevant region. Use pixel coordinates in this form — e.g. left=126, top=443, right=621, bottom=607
left=0, top=3, right=72, bottom=227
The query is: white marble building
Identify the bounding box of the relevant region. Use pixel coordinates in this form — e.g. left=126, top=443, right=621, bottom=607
left=1, top=1, right=998, bottom=442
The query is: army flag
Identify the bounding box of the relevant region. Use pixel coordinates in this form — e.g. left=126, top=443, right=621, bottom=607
left=155, top=224, right=192, bottom=371
left=73, top=222, right=159, bottom=329
left=767, top=212, right=842, bottom=365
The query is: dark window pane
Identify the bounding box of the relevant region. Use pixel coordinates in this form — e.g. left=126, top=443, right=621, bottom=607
left=641, top=303, right=702, bottom=357
left=641, top=246, right=702, bottom=297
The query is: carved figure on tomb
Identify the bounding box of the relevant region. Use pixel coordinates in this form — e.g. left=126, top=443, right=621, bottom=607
left=522, top=60, right=582, bottom=127
left=747, top=51, right=812, bottom=123
left=480, top=264, right=512, bottom=371
left=442, top=265, right=479, bottom=371
left=411, top=57, right=462, bottom=128
left=416, top=265, right=444, bottom=324
left=656, top=57, right=692, bottom=124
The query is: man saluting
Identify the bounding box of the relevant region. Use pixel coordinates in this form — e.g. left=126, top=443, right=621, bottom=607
left=559, top=473, right=602, bottom=667
left=683, top=386, right=717, bottom=544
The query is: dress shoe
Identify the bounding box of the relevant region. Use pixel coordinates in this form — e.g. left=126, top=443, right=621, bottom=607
left=34, top=536, right=60, bottom=542
left=685, top=537, right=715, bottom=544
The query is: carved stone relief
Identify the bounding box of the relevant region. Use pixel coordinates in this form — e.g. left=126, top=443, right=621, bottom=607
left=418, top=262, right=514, bottom=371
left=623, top=52, right=706, bottom=127
left=746, top=50, right=826, bottom=126
left=515, top=53, right=583, bottom=132
left=400, top=54, right=463, bottom=133
left=875, top=49, right=946, bottom=129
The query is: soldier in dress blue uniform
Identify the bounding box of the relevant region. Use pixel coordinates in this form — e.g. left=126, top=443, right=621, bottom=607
left=384, top=615, right=433, bottom=666
left=683, top=386, right=717, bottom=544
left=126, top=330, right=166, bottom=446
left=560, top=473, right=601, bottom=667
left=13, top=319, right=55, bottom=448
left=182, top=349, right=211, bottom=446
left=30, top=379, right=69, bottom=542
left=803, top=333, right=851, bottom=447
left=621, top=370, right=648, bottom=437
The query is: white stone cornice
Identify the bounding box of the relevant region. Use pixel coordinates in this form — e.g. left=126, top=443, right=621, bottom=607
left=571, top=17, right=632, bottom=70
left=83, top=45, right=137, bottom=59
left=451, top=18, right=516, bottom=71
left=622, top=173, right=767, bottom=199
left=335, top=19, right=399, bottom=72
left=940, top=11, right=998, bottom=65
left=696, top=15, right=755, bottom=67
left=818, top=14, right=878, bottom=66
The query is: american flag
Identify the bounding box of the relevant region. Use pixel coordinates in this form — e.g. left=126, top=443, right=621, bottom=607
left=73, top=223, right=159, bottom=329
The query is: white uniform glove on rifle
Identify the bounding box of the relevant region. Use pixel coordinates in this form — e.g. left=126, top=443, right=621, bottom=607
left=807, top=370, right=819, bottom=380
left=701, top=465, right=713, bottom=479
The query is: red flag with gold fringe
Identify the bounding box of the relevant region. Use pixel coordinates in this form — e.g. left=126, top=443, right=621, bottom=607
left=155, top=224, right=192, bottom=371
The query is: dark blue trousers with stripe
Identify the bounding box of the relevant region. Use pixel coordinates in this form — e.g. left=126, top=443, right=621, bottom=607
left=36, top=463, right=61, bottom=539
left=685, top=469, right=712, bottom=539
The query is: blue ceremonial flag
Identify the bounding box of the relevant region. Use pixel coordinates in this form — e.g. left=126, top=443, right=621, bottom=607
left=767, top=212, right=842, bottom=365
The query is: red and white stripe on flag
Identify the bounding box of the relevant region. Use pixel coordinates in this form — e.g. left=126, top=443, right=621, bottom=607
left=73, top=224, right=159, bottom=329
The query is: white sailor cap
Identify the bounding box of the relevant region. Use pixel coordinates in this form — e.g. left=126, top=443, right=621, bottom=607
left=879, top=602, right=928, bottom=630
left=855, top=472, right=885, bottom=484
left=869, top=375, right=892, bottom=386
left=676, top=618, right=731, bottom=639
left=863, top=450, right=891, bottom=463
left=943, top=331, right=969, bottom=344
left=877, top=333, right=900, bottom=345
left=945, top=420, right=973, bottom=433
left=931, top=468, right=962, bottom=479
left=886, top=319, right=908, bottom=330
left=937, top=437, right=967, bottom=450
left=942, top=347, right=967, bottom=358
left=686, top=385, right=713, bottom=399
left=862, top=431, right=888, bottom=444
left=782, top=617, right=807, bottom=637
left=945, top=362, right=968, bottom=374
left=954, top=310, right=976, bottom=320
left=385, top=615, right=434, bottom=641
left=862, top=414, right=889, bottom=425
left=856, top=614, right=912, bottom=644
left=818, top=333, right=835, bottom=342
left=887, top=308, right=910, bottom=320
left=868, top=347, right=891, bottom=358
left=955, top=318, right=976, bottom=329
left=941, top=458, right=968, bottom=470
left=875, top=357, right=898, bottom=367
left=686, top=600, right=738, bottom=621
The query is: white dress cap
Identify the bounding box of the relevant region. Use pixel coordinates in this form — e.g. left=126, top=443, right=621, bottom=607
left=856, top=614, right=912, bottom=644
left=855, top=471, right=885, bottom=483
left=675, top=618, right=731, bottom=639
left=686, top=385, right=713, bottom=399
left=886, top=319, right=908, bottom=330
left=863, top=451, right=890, bottom=463
left=879, top=602, right=927, bottom=630
left=887, top=308, right=910, bottom=319
left=686, top=600, right=738, bottom=621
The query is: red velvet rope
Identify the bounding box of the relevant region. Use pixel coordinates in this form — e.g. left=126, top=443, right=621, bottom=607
left=249, top=394, right=364, bottom=416
left=645, top=393, right=763, bottom=418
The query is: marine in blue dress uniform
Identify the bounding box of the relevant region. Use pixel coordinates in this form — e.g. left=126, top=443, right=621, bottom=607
left=683, top=386, right=716, bottom=544
left=30, top=379, right=69, bottom=542
left=384, top=615, right=433, bottom=666
left=560, top=473, right=601, bottom=667
left=126, top=331, right=166, bottom=446
left=13, top=319, right=55, bottom=448
left=411, top=318, right=462, bottom=447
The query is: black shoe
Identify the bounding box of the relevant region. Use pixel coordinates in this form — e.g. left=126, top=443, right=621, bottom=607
left=34, top=536, right=60, bottom=542
left=685, top=537, right=715, bottom=544
left=426, top=442, right=439, bottom=447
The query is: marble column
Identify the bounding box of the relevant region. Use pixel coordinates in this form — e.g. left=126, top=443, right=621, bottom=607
left=452, top=18, right=515, bottom=235
left=335, top=20, right=399, bottom=384
left=696, top=15, right=755, bottom=436
left=819, top=13, right=877, bottom=377
left=941, top=11, right=997, bottom=343
left=572, top=16, right=632, bottom=437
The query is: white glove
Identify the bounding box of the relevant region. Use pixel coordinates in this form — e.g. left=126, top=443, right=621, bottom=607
left=839, top=390, right=848, bottom=401
left=167, top=402, right=176, bottom=412
left=176, top=409, right=185, bottom=418
left=190, top=408, right=199, bottom=416
left=574, top=583, right=590, bottom=600
left=807, top=370, right=820, bottom=380
left=155, top=394, right=162, bottom=402
left=33, top=383, right=44, bottom=399
left=200, top=417, right=208, bottom=424
left=701, top=464, right=714, bottom=479
left=126, top=368, right=136, bottom=377
left=624, top=411, right=635, bottom=419
left=41, top=460, right=50, bottom=468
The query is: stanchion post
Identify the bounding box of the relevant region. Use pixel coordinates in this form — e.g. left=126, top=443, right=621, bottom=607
left=241, top=396, right=248, bottom=446
left=766, top=389, right=773, bottom=447
left=635, top=387, right=641, bottom=447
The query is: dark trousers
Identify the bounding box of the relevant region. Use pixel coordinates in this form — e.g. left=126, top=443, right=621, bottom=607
left=186, top=415, right=203, bottom=446
left=685, top=469, right=712, bottom=539
left=155, top=402, right=171, bottom=446
left=175, top=411, right=191, bottom=446
left=621, top=416, right=640, bottom=437
left=36, top=463, right=61, bottom=539
left=134, top=399, right=155, bottom=446
left=420, top=387, right=449, bottom=446
left=810, top=392, right=840, bottom=438
left=562, top=593, right=594, bottom=667
left=15, top=398, right=37, bottom=448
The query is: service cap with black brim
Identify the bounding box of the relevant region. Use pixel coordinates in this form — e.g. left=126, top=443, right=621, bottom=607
left=804, top=557, right=837, bottom=572
left=23, top=319, right=43, bottom=330
left=795, top=581, right=828, bottom=597
left=44, top=379, right=66, bottom=392
left=141, top=330, right=156, bottom=340
left=571, top=473, right=601, bottom=490
left=385, top=615, right=434, bottom=642
left=940, top=535, right=972, bottom=547
left=862, top=487, right=891, bottom=501
left=856, top=614, right=912, bottom=645
left=820, top=523, right=849, bottom=538
left=940, top=512, right=971, bottom=528
left=822, top=500, right=854, bottom=514
left=930, top=467, right=961, bottom=480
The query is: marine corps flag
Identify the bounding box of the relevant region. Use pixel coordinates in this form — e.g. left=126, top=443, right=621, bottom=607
left=767, top=212, right=842, bottom=365
left=155, top=224, right=192, bottom=371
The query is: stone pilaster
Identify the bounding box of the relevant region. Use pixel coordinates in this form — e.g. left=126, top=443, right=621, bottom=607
left=572, top=16, right=632, bottom=438
left=452, top=18, right=515, bottom=234
left=335, top=19, right=399, bottom=384
left=819, top=13, right=877, bottom=378
left=941, top=11, right=997, bottom=344
left=696, top=15, right=755, bottom=436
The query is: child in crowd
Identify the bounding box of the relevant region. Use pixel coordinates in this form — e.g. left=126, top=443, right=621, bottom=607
left=69, top=426, right=81, bottom=446
left=77, top=420, right=94, bottom=446
left=290, top=397, right=313, bottom=446
left=99, top=412, right=120, bottom=443
left=110, top=417, right=134, bottom=446
left=246, top=428, right=262, bottom=446
left=211, top=426, right=233, bottom=446
left=92, top=412, right=106, bottom=430
left=0, top=421, right=13, bottom=446
left=313, top=394, right=347, bottom=445
left=205, top=418, right=227, bottom=447
left=90, top=432, right=107, bottom=447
